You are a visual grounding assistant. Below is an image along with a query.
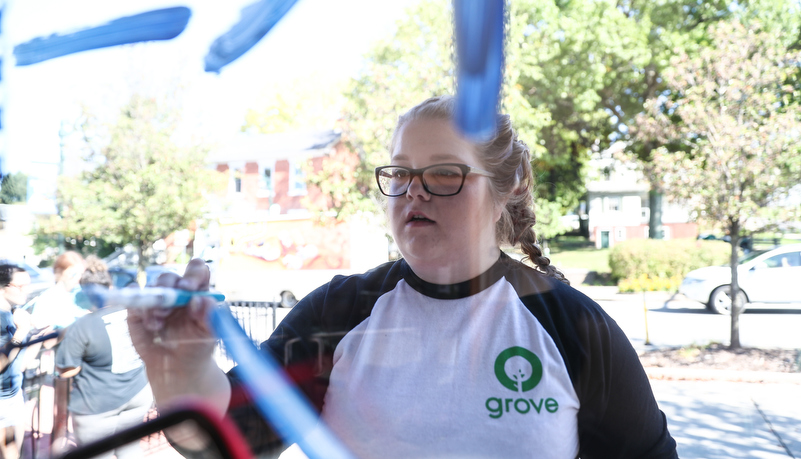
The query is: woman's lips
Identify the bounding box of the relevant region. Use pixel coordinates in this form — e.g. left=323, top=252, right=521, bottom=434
left=406, top=212, right=434, bottom=225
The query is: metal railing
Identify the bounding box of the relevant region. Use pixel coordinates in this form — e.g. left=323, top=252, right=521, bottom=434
left=21, top=300, right=284, bottom=457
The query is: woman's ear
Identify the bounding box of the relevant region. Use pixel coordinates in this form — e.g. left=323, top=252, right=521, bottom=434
left=493, top=196, right=509, bottom=224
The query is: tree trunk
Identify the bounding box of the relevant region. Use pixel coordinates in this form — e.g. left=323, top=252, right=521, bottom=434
left=729, top=221, right=742, bottom=349
left=137, top=243, right=148, bottom=287
left=648, top=189, right=663, bottom=239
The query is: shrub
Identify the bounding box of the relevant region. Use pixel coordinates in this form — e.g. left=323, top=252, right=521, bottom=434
left=609, top=238, right=731, bottom=291
left=618, top=274, right=684, bottom=293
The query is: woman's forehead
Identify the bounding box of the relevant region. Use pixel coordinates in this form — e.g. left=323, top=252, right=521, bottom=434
left=12, top=271, right=31, bottom=284
left=391, top=119, right=479, bottom=163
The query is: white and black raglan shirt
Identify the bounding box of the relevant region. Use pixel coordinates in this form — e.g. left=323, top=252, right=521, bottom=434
left=226, top=253, right=678, bottom=459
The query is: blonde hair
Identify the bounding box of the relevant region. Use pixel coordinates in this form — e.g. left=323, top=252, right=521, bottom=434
left=391, top=95, right=569, bottom=284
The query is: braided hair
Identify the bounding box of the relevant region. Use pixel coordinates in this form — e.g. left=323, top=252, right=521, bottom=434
left=391, top=95, right=569, bottom=285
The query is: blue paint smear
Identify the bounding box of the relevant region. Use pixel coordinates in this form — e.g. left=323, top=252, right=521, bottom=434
left=453, top=0, right=505, bottom=141
left=208, top=306, right=355, bottom=459
left=204, top=0, right=301, bottom=73
left=13, top=7, right=191, bottom=66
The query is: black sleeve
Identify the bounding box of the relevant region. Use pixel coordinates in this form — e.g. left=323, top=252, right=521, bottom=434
left=572, top=305, right=677, bottom=458
left=220, top=283, right=336, bottom=457
left=508, top=267, right=677, bottom=459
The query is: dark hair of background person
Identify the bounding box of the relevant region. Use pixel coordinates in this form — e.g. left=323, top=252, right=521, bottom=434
left=0, top=264, right=27, bottom=289
left=80, top=256, right=112, bottom=288
left=389, top=95, right=570, bottom=285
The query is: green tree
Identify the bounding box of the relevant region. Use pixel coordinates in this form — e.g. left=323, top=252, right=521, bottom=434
left=317, top=0, right=564, bottom=241
left=40, top=95, right=226, bottom=278
left=242, top=72, right=346, bottom=134
left=0, top=172, right=28, bottom=204
left=635, top=21, right=801, bottom=348
left=517, top=0, right=800, bottom=238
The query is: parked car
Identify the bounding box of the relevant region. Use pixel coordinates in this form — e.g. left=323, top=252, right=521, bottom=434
left=679, top=244, right=801, bottom=314
left=697, top=234, right=753, bottom=253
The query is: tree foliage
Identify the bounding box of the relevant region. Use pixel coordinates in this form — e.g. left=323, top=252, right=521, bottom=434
left=39, top=95, right=226, bottom=275
left=241, top=73, right=346, bottom=134
left=636, top=21, right=801, bottom=348
left=0, top=172, right=28, bottom=204
left=322, top=0, right=769, bottom=232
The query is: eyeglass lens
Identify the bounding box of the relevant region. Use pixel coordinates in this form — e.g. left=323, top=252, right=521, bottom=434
left=378, top=165, right=465, bottom=196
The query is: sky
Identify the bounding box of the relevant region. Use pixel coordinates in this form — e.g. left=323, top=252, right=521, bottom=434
left=2, top=0, right=422, bottom=178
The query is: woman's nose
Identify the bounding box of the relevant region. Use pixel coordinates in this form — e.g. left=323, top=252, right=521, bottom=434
left=406, top=175, right=430, bottom=200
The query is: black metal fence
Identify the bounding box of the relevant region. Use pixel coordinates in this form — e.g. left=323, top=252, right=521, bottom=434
left=214, top=301, right=282, bottom=369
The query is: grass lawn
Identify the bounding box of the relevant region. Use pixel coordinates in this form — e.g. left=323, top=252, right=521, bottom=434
left=548, top=247, right=611, bottom=273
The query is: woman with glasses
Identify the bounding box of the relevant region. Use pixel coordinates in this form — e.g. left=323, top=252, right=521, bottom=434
left=130, top=95, right=677, bottom=458
left=1, top=264, right=33, bottom=459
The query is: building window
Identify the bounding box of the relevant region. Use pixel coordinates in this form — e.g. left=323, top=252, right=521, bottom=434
left=227, top=162, right=245, bottom=195
left=288, top=159, right=308, bottom=196
left=234, top=172, right=242, bottom=193
left=604, top=196, right=621, bottom=212
left=257, top=161, right=274, bottom=198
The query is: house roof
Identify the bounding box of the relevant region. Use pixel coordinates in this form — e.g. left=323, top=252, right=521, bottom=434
left=207, top=130, right=341, bottom=163
left=586, top=181, right=650, bottom=194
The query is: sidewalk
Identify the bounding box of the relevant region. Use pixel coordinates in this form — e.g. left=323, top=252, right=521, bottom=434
left=650, top=379, right=801, bottom=458
left=568, top=277, right=801, bottom=458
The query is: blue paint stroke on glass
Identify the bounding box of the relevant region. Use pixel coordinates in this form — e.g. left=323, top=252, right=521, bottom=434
left=204, top=0, right=301, bottom=73
left=13, top=7, right=191, bottom=66
left=208, top=306, right=355, bottom=459
left=453, top=0, right=505, bottom=141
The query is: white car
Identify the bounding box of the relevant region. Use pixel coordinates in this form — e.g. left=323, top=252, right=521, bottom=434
left=679, top=243, right=801, bottom=314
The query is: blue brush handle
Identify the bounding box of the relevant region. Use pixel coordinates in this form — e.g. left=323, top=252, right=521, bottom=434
left=209, top=306, right=355, bottom=459
left=453, top=0, right=505, bottom=141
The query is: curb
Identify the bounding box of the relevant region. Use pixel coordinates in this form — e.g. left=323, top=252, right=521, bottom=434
left=644, top=367, right=801, bottom=384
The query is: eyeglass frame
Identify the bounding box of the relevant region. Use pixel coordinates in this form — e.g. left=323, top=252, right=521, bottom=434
left=6, top=283, right=31, bottom=290
left=374, top=163, right=494, bottom=197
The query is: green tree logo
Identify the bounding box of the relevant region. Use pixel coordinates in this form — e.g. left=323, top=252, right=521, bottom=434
left=494, top=347, right=543, bottom=393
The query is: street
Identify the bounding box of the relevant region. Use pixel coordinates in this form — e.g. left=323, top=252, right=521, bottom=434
left=580, top=287, right=801, bottom=350
left=227, top=287, right=801, bottom=351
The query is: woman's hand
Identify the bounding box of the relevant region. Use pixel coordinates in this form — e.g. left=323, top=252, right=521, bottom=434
left=127, top=259, right=231, bottom=415
left=12, top=308, right=32, bottom=340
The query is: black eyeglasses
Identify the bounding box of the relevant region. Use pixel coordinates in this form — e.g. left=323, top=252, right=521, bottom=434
left=375, top=163, right=494, bottom=197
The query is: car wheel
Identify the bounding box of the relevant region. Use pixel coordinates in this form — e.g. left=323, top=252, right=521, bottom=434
left=707, top=285, right=748, bottom=315
left=279, top=290, right=298, bottom=308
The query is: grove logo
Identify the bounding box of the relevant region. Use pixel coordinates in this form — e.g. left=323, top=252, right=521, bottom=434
left=486, top=346, right=558, bottom=419
left=494, top=346, right=543, bottom=392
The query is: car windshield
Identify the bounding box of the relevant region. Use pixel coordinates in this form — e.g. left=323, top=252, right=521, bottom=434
left=3, top=1, right=801, bottom=459
left=737, top=250, right=769, bottom=265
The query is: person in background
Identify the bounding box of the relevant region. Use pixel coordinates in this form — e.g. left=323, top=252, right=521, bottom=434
left=28, top=251, right=88, bottom=330
left=0, top=264, right=33, bottom=459
left=55, top=256, right=153, bottom=459
left=130, top=95, right=677, bottom=458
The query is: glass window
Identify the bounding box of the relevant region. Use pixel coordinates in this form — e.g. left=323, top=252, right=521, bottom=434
left=257, top=161, right=274, bottom=198
left=288, top=159, right=307, bottom=197
left=604, top=196, right=621, bottom=212
left=764, top=252, right=801, bottom=268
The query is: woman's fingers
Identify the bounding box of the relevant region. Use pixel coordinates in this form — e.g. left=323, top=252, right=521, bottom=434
left=178, top=259, right=211, bottom=292
left=155, top=271, right=182, bottom=288
left=188, top=295, right=215, bottom=325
